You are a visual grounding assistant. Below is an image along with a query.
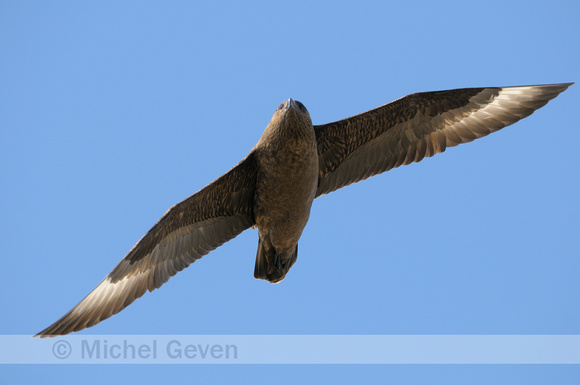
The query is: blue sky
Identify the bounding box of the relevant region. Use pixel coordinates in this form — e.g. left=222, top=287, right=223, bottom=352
left=1, top=0, right=579, bottom=383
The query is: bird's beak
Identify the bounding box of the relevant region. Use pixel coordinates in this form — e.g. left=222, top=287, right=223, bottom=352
left=285, top=98, right=298, bottom=111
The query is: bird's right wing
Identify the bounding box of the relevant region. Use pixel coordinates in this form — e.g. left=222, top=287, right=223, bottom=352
left=314, top=83, right=572, bottom=196
left=36, top=152, right=258, bottom=337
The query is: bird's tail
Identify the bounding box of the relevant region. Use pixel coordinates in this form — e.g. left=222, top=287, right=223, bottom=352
left=254, top=239, right=297, bottom=284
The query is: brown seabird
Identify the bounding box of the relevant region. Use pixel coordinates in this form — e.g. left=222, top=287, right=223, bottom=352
left=36, top=83, right=573, bottom=337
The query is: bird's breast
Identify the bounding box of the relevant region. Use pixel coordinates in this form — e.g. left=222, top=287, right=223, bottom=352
left=254, top=136, right=319, bottom=250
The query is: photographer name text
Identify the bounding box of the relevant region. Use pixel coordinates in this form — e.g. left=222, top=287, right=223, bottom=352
left=77, top=339, right=238, bottom=360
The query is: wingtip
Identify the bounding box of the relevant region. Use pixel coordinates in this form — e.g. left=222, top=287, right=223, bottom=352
left=548, top=82, right=574, bottom=90
left=34, top=316, right=80, bottom=338
left=33, top=327, right=48, bottom=338
left=33, top=326, right=61, bottom=339
left=33, top=329, right=51, bottom=338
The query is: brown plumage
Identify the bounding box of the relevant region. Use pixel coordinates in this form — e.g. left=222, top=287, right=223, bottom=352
left=36, top=83, right=572, bottom=337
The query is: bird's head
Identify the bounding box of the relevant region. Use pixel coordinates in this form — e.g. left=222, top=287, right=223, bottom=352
left=256, top=98, right=314, bottom=149
left=275, top=98, right=311, bottom=123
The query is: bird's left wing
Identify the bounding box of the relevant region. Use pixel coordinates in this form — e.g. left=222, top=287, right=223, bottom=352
left=36, top=152, right=258, bottom=337
left=315, top=83, right=572, bottom=196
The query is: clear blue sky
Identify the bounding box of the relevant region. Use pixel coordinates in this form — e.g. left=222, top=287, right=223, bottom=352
left=1, top=0, right=579, bottom=383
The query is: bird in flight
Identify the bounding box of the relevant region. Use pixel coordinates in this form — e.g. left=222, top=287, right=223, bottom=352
left=36, top=83, right=573, bottom=337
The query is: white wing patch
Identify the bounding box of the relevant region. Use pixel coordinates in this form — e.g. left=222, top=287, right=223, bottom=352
left=402, top=85, right=557, bottom=163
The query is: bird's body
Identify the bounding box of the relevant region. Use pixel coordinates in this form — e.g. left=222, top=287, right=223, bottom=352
left=253, top=99, right=319, bottom=283
left=36, top=83, right=573, bottom=337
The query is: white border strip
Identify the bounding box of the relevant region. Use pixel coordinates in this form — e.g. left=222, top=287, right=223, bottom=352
left=2, top=335, right=579, bottom=364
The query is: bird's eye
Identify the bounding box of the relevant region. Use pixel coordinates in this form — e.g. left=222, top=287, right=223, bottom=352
left=296, top=101, right=306, bottom=112
left=277, top=102, right=285, bottom=111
